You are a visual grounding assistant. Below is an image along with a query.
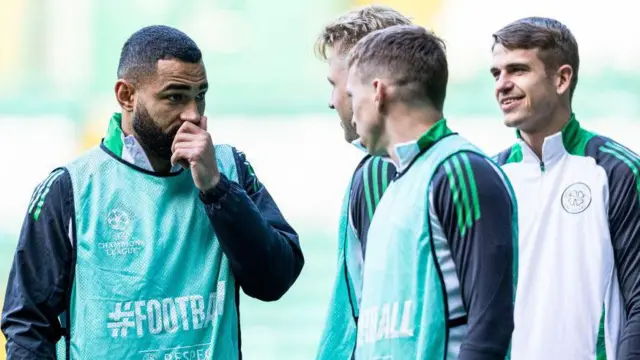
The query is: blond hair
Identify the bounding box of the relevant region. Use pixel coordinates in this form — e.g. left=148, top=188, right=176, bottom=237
left=315, top=5, right=412, bottom=60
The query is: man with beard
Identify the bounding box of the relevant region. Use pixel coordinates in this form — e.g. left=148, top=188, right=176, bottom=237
left=1, top=25, right=304, bottom=359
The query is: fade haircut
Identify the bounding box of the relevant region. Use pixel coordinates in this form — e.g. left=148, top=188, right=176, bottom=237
left=347, top=24, right=448, bottom=111
left=315, top=5, right=412, bottom=60
left=493, top=17, right=580, bottom=98
left=117, top=25, right=203, bottom=83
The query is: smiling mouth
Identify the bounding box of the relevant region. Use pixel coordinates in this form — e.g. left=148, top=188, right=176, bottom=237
left=500, top=96, right=524, bottom=105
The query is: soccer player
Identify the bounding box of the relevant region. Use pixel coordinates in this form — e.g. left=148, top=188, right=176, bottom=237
left=313, top=6, right=410, bottom=359
left=345, top=24, right=517, bottom=359
left=1, top=25, right=304, bottom=359
left=491, top=17, right=640, bottom=360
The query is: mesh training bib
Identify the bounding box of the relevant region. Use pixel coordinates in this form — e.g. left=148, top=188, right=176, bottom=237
left=356, top=135, right=487, bottom=360
left=56, top=144, right=241, bottom=360
left=316, top=177, right=362, bottom=360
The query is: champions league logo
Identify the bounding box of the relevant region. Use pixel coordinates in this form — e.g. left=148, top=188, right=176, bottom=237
left=101, top=208, right=144, bottom=256
left=107, top=208, right=131, bottom=232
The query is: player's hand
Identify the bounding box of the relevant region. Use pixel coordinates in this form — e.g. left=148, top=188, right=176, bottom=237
left=170, top=116, right=221, bottom=192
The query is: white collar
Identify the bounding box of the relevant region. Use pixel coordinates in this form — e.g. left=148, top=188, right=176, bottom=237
left=518, top=131, right=567, bottom=167
left=121, top=133, right=182, bottom=173
left=350, top=138, right=416, bottom=172
left=393, top=140, right=421, bottom=172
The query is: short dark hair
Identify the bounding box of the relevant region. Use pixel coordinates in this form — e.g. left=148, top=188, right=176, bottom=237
left=117, top=25, right=203, bottom=82
left=347, top=24, right=448, bottom=111
left=493, top=17, right=579, bottom=98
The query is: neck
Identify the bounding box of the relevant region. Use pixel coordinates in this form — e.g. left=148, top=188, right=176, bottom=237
left=147, top=156, right=173, bottom=174
left=520, top=106, right=572, bottom=158
left=384, top=105, right=443, bottom=165
left=120, top=111, right=173, bottom=174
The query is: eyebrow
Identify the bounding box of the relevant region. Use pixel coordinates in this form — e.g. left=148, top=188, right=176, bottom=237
left=506, top=62, right=530, bottom=69
left=161, top=82, right=209, bottom=92
left=327, top=77, right=335, bottom=85
left=490, top=62, right=530, bottom=74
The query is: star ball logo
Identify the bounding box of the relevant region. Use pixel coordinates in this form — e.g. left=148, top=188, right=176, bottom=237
left=561, top=182, right=592, bottom=214
left=107, top=208, right=131, bottom=232
left=99, top=208, right=144, bottom=256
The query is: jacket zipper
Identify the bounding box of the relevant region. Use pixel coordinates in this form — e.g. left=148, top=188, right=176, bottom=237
left=538, top=161, right=546, bottom=214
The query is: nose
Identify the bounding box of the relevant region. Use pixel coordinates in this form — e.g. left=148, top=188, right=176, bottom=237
left=495, top=74, right=514, bottom=97
left=180, top=101, right=201, bottom=123
left=328, top=88, right=338, bottom=110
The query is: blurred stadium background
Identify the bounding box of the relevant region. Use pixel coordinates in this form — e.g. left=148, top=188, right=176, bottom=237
left=1, top=0, right=638, bottom=359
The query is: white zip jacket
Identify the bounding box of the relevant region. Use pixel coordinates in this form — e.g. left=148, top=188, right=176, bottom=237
left=495, top=115, right=640, bottom=360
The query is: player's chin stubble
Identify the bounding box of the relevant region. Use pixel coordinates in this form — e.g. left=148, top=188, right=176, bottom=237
left=344, top=128, right=358, bottom=143
left=341, top=119, right=358, bottom=143
left=132, top=105, right=179, bottom=161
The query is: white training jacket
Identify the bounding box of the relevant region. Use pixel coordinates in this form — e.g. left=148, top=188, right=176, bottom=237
left=494, top=115, right=640, bottom=360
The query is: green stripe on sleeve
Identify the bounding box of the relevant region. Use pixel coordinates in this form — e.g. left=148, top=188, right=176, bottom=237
left=443, top=161, right=465, bottom=235
left=600, top=144, right=640, bottom=203
left=28, top=169, right=63, bottom=215
left=246, top=163, right=259, bottom=192
left=371, top=157, right=381, bottom=206
left=461, top=153, right=481, bottom=221
left=27, top=174, right=52, bottom=213
left=607, top=142, right=640, bottom=170
left=381, top=160, right=390, bottom=192
left=451, top=155, right=473, bottom=235
left=31, top=170, right=64, bottom=221
left=363, top=159, right=375, bottom=220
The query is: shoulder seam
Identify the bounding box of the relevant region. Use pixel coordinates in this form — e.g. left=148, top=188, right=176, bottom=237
left=598, top=140, right=640, bottom=182
left=229, top=146, right=248, bottom=188
left=28, top=169, right=67, bottom=221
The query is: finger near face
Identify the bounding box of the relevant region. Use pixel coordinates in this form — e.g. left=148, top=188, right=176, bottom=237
left=173, top=132, right=199, bottom=144
left=172, top=143, right=197, bottom=153
left=177, top=120, right=202, bottom=134
left=171, top=148, right=192, bottom=167
left=199, top=116, right=208, bottom=131
left=171, top=133, right=192, bottom=153
left=170, top=150, right=182, bottom=166
left=174, top=139, right=209, bottom=151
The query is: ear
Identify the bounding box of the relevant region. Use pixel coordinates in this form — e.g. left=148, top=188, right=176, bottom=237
left=372, top=78, right=386, bottom=112
left=555, top=64, right=573, bottom=96
left=115, top=80, right=136, bottom=112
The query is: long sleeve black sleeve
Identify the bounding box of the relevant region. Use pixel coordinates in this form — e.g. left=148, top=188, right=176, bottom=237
left=1, top=169, right=74, bottom=359
left=349, top=156, right=396, bottom=257
left=432, top=152, right=515, bottom=360
left=201, top=147, right=304, bottom=302
left=600, top=147, right=640, bottom=359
